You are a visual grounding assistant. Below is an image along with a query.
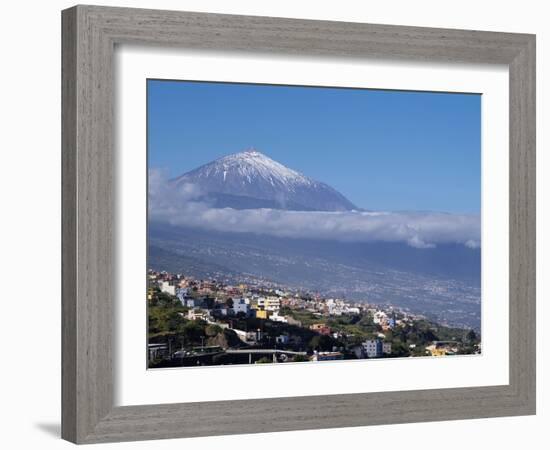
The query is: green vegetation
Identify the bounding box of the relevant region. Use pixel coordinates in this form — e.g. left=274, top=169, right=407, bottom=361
left=256, top=357, right=273, bottom=364
left=148, top=288, right=232, bottom=354
left=279, top=307, right=318, bottom=327
left=148, top=283, right=480, bottom=367
left=308, top=334, right=338, bottom=352
left=326, top=314, right=379, bottom=344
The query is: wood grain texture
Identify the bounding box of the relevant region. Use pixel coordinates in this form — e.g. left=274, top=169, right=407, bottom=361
left=62, top=5, right=114, bottom=442
left=61, top=5, right=536, bottom=444
left=61, top=7, right=77, bottom=443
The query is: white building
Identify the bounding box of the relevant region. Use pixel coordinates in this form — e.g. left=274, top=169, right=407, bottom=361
left=233, top=328, right=262, bottom=343
left=257, top=296, right=280, bottom=311
left=269, top=311, right=288, bottom=323
left=373, top=310, right=388, bottom=325
left=187, top=309, right=209, bottom=321
left=160, top=281, right=176, bottom=296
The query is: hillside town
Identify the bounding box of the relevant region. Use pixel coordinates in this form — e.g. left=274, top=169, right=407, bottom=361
left=147, top=269, right=481, bottom=367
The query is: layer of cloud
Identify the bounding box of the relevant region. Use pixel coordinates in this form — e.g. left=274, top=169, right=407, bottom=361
left=149, top=170, right=480, bottom=249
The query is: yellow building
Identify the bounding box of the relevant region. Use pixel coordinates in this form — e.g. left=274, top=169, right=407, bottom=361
left=257, top=296, right=281, bottom=311
left=426, top=341, right=458, bottom=356
left=426, top=345, right=447, bottom=356
left=255, top=309, right=268, bottom=320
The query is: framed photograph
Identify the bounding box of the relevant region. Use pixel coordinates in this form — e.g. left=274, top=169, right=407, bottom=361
left=62, top=5, right=536, bottom=444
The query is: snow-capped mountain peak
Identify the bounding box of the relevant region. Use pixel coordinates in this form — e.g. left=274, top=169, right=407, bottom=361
left=172, top=148, right=357, bottom=211
left=207, top=149, right=312, bottom=188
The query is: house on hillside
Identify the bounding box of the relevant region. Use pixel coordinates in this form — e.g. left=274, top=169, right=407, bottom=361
left=310, top=323, right=331, bottom=336
left=363, top=339, right=383, bottom=358
left=232, top=298, right=251, bottom=316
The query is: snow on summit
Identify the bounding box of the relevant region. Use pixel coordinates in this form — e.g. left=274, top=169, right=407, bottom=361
left=196, top=148, right=314, bottom=190
left=171, top=148, right=357, bottom=212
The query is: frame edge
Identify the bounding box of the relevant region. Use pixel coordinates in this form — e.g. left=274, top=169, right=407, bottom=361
left=61, top=5, right=537, bottom=444
left=61, top=5, right=79, bottom=444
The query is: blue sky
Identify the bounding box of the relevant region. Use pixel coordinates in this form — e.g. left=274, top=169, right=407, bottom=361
left=148, top=79, right=481, bottom=213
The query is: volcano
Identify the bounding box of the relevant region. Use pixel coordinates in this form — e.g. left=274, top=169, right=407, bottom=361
left=171, top=149, right=357, bottom=211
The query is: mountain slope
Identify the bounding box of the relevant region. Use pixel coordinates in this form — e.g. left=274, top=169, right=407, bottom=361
left=171, top=149, right=357, bottom=211
left=148, top=223, right=481, bottom=330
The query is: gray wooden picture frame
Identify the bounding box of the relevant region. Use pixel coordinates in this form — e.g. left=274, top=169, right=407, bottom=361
left=61, top=4, right=536, bottom=444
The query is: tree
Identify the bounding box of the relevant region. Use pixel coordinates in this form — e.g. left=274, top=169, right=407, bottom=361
left=410, top=345, right=427, bottom=357
left=308, top=335, right=335, bottom=352
left=148, top=287, right=183, bottom=308
left=182, top=321, right=206, bottom=344
left=390, top=341, right=410, bottom=357
left=205, top=324, right=223, bottom=337
left=465, top=329, right=478, bottom=343
left=167, top=311, right=186, bottom=332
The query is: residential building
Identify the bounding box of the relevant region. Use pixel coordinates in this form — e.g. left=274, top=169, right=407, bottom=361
left=255, top=309, right=268, bottom=320
left=373, top=310, right=387, bottom=325
left=363, top=339, right=384, bottom=358
left=386, top=311, right=397, bottom=329
left=160, top=281, right=176, bottom=296
left=426, top=341, right=458, bottom=357
left=257, top=296, right=281, bottom=311
left=183, top=297, right=198, bottom=308
left=178, top=279, right=190, bottom=288
left=310, top=323, right=331, bottom=336
left=211, top=306, right=230, bottom=318
left=270, top=311, right=287, bottom=322
left=232, top=298, right=250, bottom=316
left=176, top=287, right=189, bottom=303
left=187, top=309, right=209, bottom=321
left=231, top=328, right=259, bottom=344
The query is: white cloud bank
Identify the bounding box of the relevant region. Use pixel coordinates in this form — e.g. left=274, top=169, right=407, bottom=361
left=149, top=170, right=480, bottom=249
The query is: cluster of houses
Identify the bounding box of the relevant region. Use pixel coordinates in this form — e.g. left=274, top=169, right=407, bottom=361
left=282, top=296, right=362, bottom=316
left=180, top=291, right=289, bottom=322
left=149, top=271, right=440, bottom=361
left=151, top=271, right=374, bottom=327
